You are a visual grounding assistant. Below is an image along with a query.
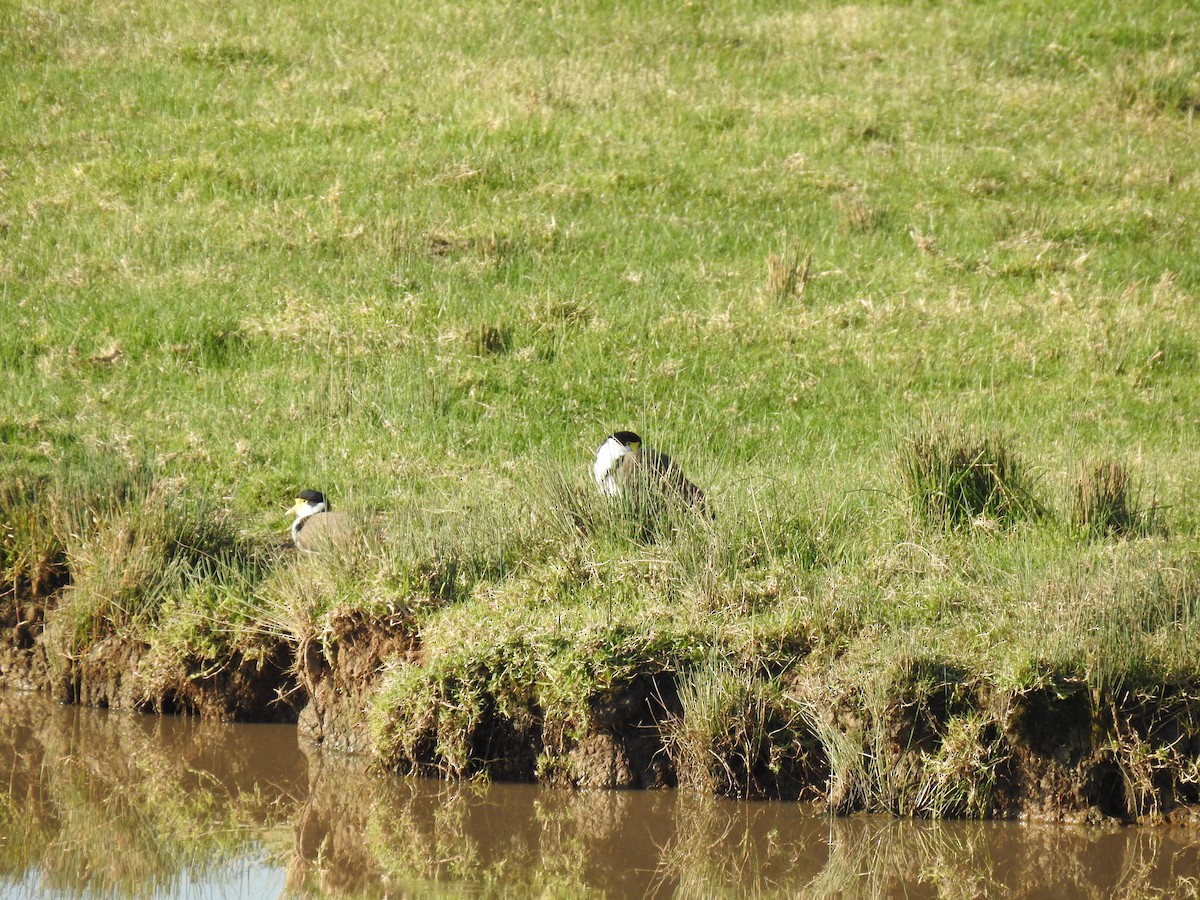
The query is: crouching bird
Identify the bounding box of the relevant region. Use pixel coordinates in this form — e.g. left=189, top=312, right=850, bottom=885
left=593, top=430, right=709, bottom=516
left=288, top=489, right=355, bottom=551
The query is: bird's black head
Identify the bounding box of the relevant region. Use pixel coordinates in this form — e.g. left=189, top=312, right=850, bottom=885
left=296, top=489, right=326, bottom=505
left=610, top=430, right=642, bottom=447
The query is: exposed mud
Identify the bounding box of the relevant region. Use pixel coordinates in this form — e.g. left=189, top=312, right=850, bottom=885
left=0, top=585, right=298, bottom=723
left=0, top=596, right=51, bottom=692
left=68, top=635, right=298, bottom=722
left=295, top=606, right=418, bottom=753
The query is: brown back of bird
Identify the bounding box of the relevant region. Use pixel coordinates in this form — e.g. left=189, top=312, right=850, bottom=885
left=294, top=511, right=356, bottom=552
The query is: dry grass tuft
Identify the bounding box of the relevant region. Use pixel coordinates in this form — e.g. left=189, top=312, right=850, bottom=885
left=765, top=249, right=811, bottom=301
left=835, top=191, right=887, bottom=233
left=665, top=661, right=811, bottom=799
left=1073, top=459, right=1146, bottom=538
left=1112, top=54, right=1200, bottom=114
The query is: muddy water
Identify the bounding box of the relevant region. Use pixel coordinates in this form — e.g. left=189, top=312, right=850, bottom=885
left=2, top=694, right=1200, bottom=898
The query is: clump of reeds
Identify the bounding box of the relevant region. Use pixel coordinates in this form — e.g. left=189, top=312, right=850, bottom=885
left=1, top=478, right=68, bottom=604
left=1072, top=459, right=1152, bottom=539
left=900, top=427, right=1041, bottom=529
left=835, top=191, right=888, bottom=233
left=1112, top=57, right=1200, bottom=114
left=765, top=249, right=811, bottom=302
left=1, top=453, right=154, bottom=607
left=474, top=322, right=509, bottom=356
left=799, top=658, right=1005, bottom=818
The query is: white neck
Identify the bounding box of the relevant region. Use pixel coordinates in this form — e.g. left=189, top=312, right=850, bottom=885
left=593, top=437, right=630, bottom=496
left=291, top=501, right=326, bottom=541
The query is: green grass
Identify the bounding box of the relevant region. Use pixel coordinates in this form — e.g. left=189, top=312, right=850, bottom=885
left=3, top=0, right=1200, bottom=815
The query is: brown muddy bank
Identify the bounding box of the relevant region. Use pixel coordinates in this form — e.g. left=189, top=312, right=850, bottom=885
left=6, top=575, right=1200, bottom=826
left=0, top=582, right=296, bottom=722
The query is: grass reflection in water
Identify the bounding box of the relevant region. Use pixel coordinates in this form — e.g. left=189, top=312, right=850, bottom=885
left=3, top=692, right=1200, bottom=898
left=0, top=693, right=299, bottom=897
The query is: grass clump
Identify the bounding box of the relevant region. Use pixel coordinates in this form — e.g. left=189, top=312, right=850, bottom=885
left=0, top=478, right=69, bottom=605
left=0, top=449, right=154, bottom=606
left=801, top=655, right=1006, bottom=819
left=1040, top=548, right=1200, bottom=696
left=1072, top=459, right=1155, bottom=539
left=665, top=659, right=816, bottom=800
left=540, top=467, right=713, bottom=549
left=764, top=249, right=812, bottom=303
left=45, top=490, right=272, bottom=672
left=900, top=426, right=1042, bottom=530
left=370, top=591, right=722, bottom=784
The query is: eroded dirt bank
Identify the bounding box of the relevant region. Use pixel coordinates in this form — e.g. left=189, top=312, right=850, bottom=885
left=5, top=585, right=1200, bottom=824
left=0, top=585, right=296, bottom=723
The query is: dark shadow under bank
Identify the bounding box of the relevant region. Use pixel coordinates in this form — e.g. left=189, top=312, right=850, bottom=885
left=5, top=584, right=1200, bottom=826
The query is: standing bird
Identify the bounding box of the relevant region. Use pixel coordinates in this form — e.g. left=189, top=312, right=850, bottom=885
left=288, top=489, right=355, bottom=551
left=593, top=431, right=709, bottom=514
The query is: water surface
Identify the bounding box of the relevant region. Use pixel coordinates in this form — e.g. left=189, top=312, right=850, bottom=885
left=2, top=692, right=1200, bottom=897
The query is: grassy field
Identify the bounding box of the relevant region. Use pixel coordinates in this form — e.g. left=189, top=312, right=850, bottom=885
left=3, top=0, right=1200, bottom=815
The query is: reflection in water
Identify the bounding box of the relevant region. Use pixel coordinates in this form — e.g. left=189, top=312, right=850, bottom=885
left=0, top=692, right=300, bottom=898
left=2, top=692, right=1200, bottom=898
